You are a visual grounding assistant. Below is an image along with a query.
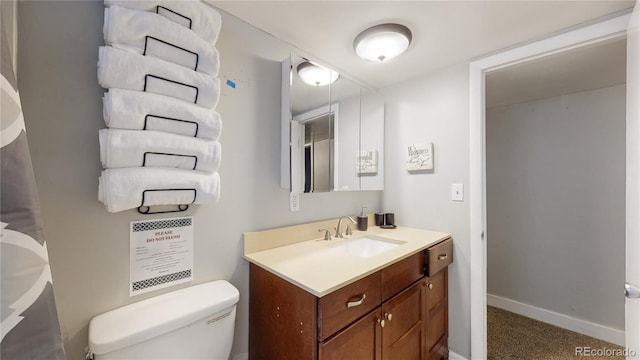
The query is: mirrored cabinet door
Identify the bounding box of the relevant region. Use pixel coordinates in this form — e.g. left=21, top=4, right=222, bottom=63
left=281, top=53, right=384, bottom=193
left=330, top=76, right=361, bottom=191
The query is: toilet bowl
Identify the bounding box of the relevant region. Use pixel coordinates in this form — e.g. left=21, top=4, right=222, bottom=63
left=88, top=280, right=239, bottom=359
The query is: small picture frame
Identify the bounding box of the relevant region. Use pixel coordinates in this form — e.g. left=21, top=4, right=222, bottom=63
left=406, top=142, right=434, bottom=171
left=356, top=149, right=378, bottom=174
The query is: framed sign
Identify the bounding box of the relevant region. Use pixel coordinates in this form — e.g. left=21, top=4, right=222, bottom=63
left=406, top=142, right=434, bottom=171
left=130, top=216, right=193, bottom=296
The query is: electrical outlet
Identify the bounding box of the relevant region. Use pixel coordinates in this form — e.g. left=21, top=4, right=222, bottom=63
left=289, top=192, right=300, bottom=211
left=451, top=184, right=464, bottom=201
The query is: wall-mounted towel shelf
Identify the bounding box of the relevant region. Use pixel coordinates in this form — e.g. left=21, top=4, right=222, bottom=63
left=143, top=36, right=199, bottom=71
left=143, top=114, right=200, bottom=137
left=137, top=188, right=196, bottom=214
left=156, top=5, right=192, bottom=30
left=143, top=74, right=199, bottom=104
left=98, top=2, right=222, bottom=214
left=142, top=151, right=198, bottom=170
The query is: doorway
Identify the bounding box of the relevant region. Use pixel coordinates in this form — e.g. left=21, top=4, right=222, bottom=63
left=485, top=38, right=626, bottom=357
left=468, top=11, right=637, bottom=359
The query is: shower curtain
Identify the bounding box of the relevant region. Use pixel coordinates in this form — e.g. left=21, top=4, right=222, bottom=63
left=1, top=19, right=65, bottom=359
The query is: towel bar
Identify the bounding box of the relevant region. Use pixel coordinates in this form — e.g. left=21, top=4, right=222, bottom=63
left=143, top=114, right=200, bottom=137
left=143, top=74, right=199, bottom=104
left=156, top=5, right=192, bottom=30
left=138, top=188, right=197, bottom=215
left=143, top=35, right=199, bottom=72
left=142, top=152, right=198, bottom=170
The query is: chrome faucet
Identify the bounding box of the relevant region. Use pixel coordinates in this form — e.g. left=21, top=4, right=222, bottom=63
left=335, top=216, right=356, bottom=238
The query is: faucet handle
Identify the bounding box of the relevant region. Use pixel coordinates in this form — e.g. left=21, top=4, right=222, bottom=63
left=318, top=228, right=332, bottom=241
left=345, top=224, right=353, bottom=236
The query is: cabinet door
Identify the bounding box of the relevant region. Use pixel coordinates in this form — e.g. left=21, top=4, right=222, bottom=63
left=319, top=308, right=382, bottom=360
left=381, top=280, right=423, bottom=360
left=423, top=269, right=449, bottom=360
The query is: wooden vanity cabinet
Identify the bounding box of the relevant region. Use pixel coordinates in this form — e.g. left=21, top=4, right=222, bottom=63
left=249, top=237, right=452, bottom=360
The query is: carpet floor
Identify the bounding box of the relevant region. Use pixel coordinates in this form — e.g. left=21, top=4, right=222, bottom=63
left=487, top=306, right=624, bottom=360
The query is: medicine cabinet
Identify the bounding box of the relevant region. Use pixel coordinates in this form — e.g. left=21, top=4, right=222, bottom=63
left=281, top=53, right=384, bottom=193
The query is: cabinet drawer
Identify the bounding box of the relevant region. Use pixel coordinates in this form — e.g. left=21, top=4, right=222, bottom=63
left=381, top=252, right=424, bottom=301
left=426, top=238, right=453, bottom=276
left=318, top=271, right=381, bottom=341
left=318, top=308, right=381, bottom=360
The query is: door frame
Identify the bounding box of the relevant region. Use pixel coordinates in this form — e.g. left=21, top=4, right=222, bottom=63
left=469, top=12, right=632, bottom=359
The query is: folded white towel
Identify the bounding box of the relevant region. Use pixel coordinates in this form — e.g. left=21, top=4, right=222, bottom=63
left=104, top=0, right=222, bottom=44
left=104, top=6, right=219, bottom=76
left=99, top=129, right=221, bottom=172
left=103, top=89, right=222, bottom=140
left=98, top=46, right=220, bottom=109
left=98, top=167, right=220, bottom=213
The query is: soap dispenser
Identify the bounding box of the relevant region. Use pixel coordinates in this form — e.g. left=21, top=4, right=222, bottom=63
left=357, top=206, right=368, bottom=231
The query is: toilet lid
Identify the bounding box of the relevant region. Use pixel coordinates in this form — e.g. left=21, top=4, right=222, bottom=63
left=88, top=280, right=239, bottom=354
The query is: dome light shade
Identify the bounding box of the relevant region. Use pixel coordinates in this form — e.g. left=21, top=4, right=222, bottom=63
left=354, top=23, right=412, bottom=63
left=296, top=61, right=339, bottom=87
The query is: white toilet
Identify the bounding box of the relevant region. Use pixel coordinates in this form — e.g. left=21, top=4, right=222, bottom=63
left=88, top=280, right=239, bottom=359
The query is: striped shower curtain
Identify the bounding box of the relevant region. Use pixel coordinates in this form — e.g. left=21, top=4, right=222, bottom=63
left=0, top=18, right=65, bottom=359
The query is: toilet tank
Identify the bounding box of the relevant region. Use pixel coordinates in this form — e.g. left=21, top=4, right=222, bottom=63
left=88, top=280, right=239, bottom=360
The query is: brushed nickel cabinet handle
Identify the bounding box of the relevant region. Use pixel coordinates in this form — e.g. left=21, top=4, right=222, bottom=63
left=346, top=294, right=366, bottom=308
left=378, top=318, right=385, bottom=328
left=428, top=283, right=433, bottom=289
left=438, top=254, right=448, bottom=260
left=385, top=312, right=393, bottom=321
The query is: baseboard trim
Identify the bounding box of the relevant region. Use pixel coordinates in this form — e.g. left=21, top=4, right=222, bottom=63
left=487, top=294, right=624, bottom=346
left=448, top=350, right=468, bottom=360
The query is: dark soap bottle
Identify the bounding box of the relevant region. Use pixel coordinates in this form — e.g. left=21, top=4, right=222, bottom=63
left=357, top=206, right=368, bottom=231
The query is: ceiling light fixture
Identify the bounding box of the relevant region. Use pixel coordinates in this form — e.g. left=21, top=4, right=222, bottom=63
left=353, top=23, right=412, bottom=63
left=296, top=61, right=339, bottom=87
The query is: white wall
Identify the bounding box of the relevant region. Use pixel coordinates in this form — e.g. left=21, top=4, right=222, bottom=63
left=383, top=63, right=471, bottom=357
left=16, top=2, right=381, bottom=359
left=486, top=85, right=626, bottom=330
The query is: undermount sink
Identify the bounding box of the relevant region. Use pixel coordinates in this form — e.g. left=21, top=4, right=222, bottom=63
left=329, top=236, right=404, bottom=258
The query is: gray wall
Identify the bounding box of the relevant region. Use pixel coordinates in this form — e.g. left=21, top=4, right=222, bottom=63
left=1, top=0, right=17, bottom=73
left=17, top=2, right=381, bottom=359
left=382, top=63, right=471, bottom=357
left=486, top=85, right=626, bottom=329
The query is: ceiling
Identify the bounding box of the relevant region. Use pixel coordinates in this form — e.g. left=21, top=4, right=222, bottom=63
left=486, top=37, right=627, bottom=108
left=212, top=1, right=634, bottom=89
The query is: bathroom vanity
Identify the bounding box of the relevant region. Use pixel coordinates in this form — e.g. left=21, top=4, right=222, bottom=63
left=244, top=218, right=452, bottom=359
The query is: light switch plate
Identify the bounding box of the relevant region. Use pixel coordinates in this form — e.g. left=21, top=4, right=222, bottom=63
left=451, top=184, right=464, bottom=201
left=289, top=192, right=300, bottom=211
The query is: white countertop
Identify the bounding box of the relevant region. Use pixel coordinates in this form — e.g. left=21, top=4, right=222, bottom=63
left=244, top=224, right=450, bottom=297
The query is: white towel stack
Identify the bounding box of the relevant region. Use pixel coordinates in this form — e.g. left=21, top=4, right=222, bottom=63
left=98, top=46, right=220, bottom=107
left=98, top=0, right=223, bottom=213
left=99, top=168, right=220, bottom=213
left=104, top=6, right=220, bottom=75
left=104, top=0, right=222, bottom=44
left=103, top=89, right=222, bottom=140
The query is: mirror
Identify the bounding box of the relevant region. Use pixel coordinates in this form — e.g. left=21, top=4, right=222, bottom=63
left=281, top=53, right=384, bottom=193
